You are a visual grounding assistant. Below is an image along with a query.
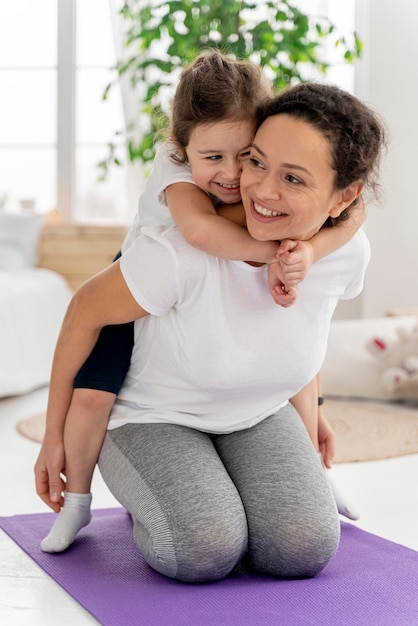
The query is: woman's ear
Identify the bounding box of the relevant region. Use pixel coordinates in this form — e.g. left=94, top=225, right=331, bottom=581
left=330, top=181, right=364, bottom=218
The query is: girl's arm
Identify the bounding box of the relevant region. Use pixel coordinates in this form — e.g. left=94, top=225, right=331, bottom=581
left=35, top=261, right=148, bottom=509
left=216, top=203, right=248, bottom=228
left=309, top=198, right=367, bottom=263
left=165, top=182, right=279, bottom=264
left=276, top=199, right=367, bottom=288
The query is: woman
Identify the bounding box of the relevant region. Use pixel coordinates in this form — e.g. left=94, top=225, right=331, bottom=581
left=35, top=82, right=385, bottom=583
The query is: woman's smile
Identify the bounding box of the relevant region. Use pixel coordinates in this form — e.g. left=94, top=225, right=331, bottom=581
left=252, top=201, right=287, bottom=219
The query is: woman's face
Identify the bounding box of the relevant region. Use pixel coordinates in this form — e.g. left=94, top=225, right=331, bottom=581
left=240, top=114, right=347, bottom=242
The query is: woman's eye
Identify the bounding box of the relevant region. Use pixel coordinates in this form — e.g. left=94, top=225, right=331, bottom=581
left=286, top=174, right=302, bottom=184
left=249, top=157, right=264, bottom=169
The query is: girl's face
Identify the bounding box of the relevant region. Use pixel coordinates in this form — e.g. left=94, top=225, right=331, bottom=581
left=185, top=119, right=254, bottom=205
left=240, top=114, right=353, bottom=242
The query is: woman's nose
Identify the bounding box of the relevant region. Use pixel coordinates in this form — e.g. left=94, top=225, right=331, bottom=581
left=257, top=172, right=281, bottom=200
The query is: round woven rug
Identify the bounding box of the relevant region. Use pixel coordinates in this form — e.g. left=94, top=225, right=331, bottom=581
left=17, top=399, right=418, bottom=463
left=326, top=399, right=418, bottom=463
left=17, top=411, right=46, bottom=444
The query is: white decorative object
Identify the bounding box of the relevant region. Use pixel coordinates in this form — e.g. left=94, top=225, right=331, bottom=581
left=322, top=316, right=418, bottom=401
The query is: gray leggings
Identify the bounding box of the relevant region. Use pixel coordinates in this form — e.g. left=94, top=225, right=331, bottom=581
left=98, top=405, right=340, bottom=583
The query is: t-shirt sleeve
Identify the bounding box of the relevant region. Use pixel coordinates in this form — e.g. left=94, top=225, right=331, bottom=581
left=155, top=143, right=196, bottom=207
left=307, top=228, right=371, bottom=304
left=120, top=226, right=204, bottom=316
left=120, top=228, right=179, bottom=315
left=339, top=229, right=371, bottom=300
left=135, top=143, right=197, bottom=230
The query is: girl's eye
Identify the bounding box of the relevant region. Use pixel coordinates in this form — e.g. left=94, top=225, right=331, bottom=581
left=239, top=150, right=251, bottom=160
left=206, top=155, right=222, bottom=161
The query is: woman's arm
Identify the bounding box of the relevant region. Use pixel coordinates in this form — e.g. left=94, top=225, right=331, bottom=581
left=49, top=261, right=146, bottom=431
left=289, top=376, right=320, bottom=451
left=289, top=373, right=335, bottom=468
left=35, top=261, right=149, bottom=510
left=166, top=182, right=279, bottom=263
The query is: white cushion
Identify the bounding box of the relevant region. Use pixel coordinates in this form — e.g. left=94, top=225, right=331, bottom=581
left=0, top=213, right=44, bottom=268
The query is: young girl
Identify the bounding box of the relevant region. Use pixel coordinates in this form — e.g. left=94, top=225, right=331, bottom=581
left=38, top=51, right=363, bottom=552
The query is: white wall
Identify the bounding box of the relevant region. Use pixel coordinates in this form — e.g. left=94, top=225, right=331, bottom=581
left=351, top=0, right=418, bottom=318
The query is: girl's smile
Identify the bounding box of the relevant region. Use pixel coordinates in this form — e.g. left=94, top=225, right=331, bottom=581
left=185, top=119, right=255, bottom=205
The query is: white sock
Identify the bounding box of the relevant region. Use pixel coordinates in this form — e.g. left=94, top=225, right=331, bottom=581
left=41, top=492, right=92, bottom=553
left=319, top=454, right=360, bottom=521
left=326, top=471, right=360, bottom=520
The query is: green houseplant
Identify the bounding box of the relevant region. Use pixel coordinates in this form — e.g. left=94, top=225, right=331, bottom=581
left=99, top=0, right=362, bottom=177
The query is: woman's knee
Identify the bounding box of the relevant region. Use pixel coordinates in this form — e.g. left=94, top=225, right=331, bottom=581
left=249, top=515, right=340, bottom=579
left=100, top=424, right=248, bottom=582
left=176, top=517, right=248, bottom=583
left=133, top=507, right=248, bottom=583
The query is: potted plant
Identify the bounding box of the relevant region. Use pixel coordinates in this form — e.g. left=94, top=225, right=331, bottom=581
left=99, top=0, right=361, bottom=177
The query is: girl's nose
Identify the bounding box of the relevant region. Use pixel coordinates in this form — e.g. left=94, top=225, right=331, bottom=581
left=222, top=159, right=241, bottom=180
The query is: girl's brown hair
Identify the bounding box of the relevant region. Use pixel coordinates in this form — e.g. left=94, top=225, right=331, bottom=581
left=169, top=49, right=271, bottom=163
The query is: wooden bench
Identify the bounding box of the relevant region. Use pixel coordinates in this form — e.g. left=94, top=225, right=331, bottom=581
left=38, top=221, right=127, bottom=291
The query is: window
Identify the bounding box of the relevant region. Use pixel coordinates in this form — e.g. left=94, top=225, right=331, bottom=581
left=0, top=1, right=58, bottom=215
left=75, top=0, right=133, bottom=223
left=295, top=0, right=356, bottom=90
left=0, top=0, right=355, bottom=224
left=0, top=0, right=131, bottom=223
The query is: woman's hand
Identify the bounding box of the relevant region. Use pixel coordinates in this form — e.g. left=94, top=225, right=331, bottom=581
left=317, top=408, right=335, bottom=469
left=34, top=435, right=66, bottom=512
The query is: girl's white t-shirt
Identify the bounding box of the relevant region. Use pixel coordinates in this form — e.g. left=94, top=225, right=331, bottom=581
left=110, top=225, right=370, bottom=434
left=122, top=143, right=195, bottom=252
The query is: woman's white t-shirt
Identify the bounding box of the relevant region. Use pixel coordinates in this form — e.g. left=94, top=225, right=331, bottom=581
left=109, top=225, right=370, bottom=434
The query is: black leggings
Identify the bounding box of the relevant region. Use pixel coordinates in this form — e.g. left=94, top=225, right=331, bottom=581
left=73, top=250, right=134, bottom=395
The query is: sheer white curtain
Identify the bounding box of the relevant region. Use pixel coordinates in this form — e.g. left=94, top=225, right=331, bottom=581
left=0, top=0, right=136, bottom=223
left=107, top=0, right=146, bottom=223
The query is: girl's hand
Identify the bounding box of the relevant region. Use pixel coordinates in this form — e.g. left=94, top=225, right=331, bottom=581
left=277, top=239, right=315, bottom=287
left=268, top=261, right=298, bottom=307
left=34, top=435, right=66, bottom=512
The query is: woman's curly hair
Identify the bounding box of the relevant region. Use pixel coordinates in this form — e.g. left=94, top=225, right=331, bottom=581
left=256, top=83, right=387, bottom=226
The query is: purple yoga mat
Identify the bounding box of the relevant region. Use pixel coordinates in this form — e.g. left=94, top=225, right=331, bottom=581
left=1, top=508, right=417, bottom=626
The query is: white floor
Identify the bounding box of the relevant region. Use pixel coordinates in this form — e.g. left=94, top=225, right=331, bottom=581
left=1, top=387, right=417, bottom=625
